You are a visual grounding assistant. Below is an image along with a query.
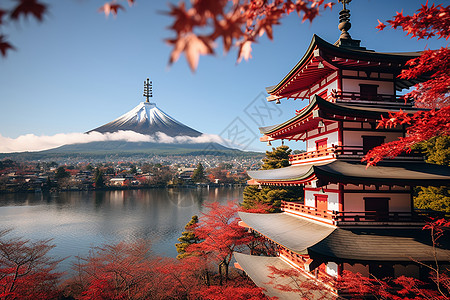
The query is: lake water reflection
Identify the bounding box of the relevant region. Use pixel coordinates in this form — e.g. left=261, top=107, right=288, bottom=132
left=0, top=187, right=244, bottom=271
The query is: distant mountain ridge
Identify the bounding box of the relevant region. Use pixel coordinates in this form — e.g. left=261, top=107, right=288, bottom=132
left=89, top=102, right=202, bottom=137
left=35, top=100, right=238, bottom=157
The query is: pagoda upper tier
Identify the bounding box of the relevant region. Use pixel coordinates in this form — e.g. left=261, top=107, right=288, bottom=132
left=266, top=35, right=427, bottom=102
left=260, top=95, right=424, bottom=141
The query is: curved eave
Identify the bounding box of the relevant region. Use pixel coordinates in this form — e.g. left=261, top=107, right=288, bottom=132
left=238, top=212, right=450, bottom=262
left=261, top=95, right=424, bottom=140
left=234, top=253, right=334, bottom=300
left=265, top=35, right=319, bottom=95
left=247, top=163, right=318, bottom=185
left=248, top=160, right=450, bottom=187
left=314, top=160, right=450, bottom=187
left=238, top=212, right=336, bottom=255
left=309, top=228, right=450, bottom=262
left=266, top=35, right=422, bottom=97
left=259, top=97, right=318, bottom=136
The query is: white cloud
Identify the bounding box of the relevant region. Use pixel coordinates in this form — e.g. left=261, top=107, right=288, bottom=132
left=0, top=131, right=231, bottom=153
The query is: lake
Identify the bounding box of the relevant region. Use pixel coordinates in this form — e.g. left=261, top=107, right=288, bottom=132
left=0, top=187, right=244, bottom=272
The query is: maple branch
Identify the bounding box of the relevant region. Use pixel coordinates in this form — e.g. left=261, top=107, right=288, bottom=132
left=164, top=0, right=334, bottom=71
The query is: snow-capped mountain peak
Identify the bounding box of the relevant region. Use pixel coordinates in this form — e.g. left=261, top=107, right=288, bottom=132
left=89, top=102, right=202, bottom=137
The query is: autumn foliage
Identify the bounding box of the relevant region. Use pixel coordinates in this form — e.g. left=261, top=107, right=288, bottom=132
left=364, top=3, right=450, bottom=165
left=0, top=201, right=267, bottom=300
left=186, top=201, right=255, bottom=284
left=0, top=229, right=62, bottom=300
left=0, top=0, right=47, bottom=57
left=162, top=0, right=333, bottom=71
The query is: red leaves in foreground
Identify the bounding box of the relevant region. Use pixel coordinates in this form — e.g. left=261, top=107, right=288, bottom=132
left=0, top=0, right=47, bottom=57
left=187, top=201, right=255, bottom=282
left=0, top=229, right=62, bottom=300
left=9, top=0, right=47, bottom=21
left=337, top=271, right=449, bottom=299
left=0, top=35, right=15, bottom=57
left=364, top=107, right=450, bottom=165
left=165, top=0, right=334, bottom=71
left=365, top=2, right=450, bottom=165
left=385, top=3, right=450, bottom=40
left=98, top=3, right=125, bottom=18
left=61, top=235, right=267, bottom=299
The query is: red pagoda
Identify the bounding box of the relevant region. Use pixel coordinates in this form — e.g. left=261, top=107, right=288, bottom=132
left=235, top=2, right=450, bottom=299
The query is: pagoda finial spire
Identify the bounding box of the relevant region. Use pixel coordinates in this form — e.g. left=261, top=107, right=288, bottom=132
left=335, top=0, right=365, bottom=49
left=338, top=0, right=352, bottom=40
left=143, top=78, right=152, bottom=103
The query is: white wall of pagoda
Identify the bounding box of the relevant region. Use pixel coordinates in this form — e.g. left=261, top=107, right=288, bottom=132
left=326, top=262, right=339, bottom=278
left=343, top=192, right=411, bottom=212
left=304, top=184, right=340, bottom=211
left=305, top=123, right=339, bottom=151
left=309, top=71, right=338, bottom=102
left=343, top=129, right=403, bottom=146
left=342, top=78, right=395, bottom=95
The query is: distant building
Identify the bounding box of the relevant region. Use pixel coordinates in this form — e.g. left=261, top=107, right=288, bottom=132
left=109, top=178, right=129, bottom=186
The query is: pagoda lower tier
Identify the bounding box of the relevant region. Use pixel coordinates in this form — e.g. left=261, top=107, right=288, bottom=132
left=235, top=212, right=450, bottom=299
left=248, top=160, right=450, bottom=226
left=241, top=160, right=450, bottom=297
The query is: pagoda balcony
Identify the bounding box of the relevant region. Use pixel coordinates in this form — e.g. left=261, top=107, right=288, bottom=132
left=289, top=145, right=423, bottom=164
left=331, top=91, right=414, bottom=107
left=281, top=201, right=441, bottom=226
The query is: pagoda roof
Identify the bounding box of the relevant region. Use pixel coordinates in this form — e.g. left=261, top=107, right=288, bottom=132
left=247, top=160, right=450, bottom=187
left=266, top=35, right=423, bottom=99
left=260, top=95, right=424, bottom=140
left=234, top=253, right=334, bottom=300
left=238, top=212, right=450, bottom=262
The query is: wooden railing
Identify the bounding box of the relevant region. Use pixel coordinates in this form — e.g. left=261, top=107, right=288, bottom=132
left=289, top=145, right=423, bottom=163
left=333, top=145, right=423, bottom=159
left=281, top=201, right=335, bottom=221
left=334, top=211, right=418, bottom=223
left=331, top=91, right=413, bottom=106
left=281, top=201, right=442, bottom=224
left=289, top=147, right=335, bottom=162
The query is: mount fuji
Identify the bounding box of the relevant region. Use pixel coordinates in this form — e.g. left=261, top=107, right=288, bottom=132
left=40, top=100, right=235, bottom=157
left=89, top=101, right=202, bottom=138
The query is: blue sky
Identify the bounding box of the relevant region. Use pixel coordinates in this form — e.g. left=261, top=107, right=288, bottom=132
left=0, top=0, right=448, bottom=153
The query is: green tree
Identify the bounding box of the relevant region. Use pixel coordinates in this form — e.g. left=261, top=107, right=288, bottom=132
left=55, top=167, right=70, bottom=180
left=93, top=168, right=105, bottom=189
left=130, top=165, right=137, bottom=174
left=243, top=145, right=302, bottom=212
left=261, top=145, right=291, bottom=170
left=414, top=135, right=450, bottom=214
left=175, top=215, right=200, bottom=259
left=192, top=163, right=206, bottom=183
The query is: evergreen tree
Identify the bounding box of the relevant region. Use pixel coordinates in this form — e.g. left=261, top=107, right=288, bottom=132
left=191, top=163, right=206, bottom=183
left=243, top=145, right=302, bottom=212
left=55, top=167, right=70, bottom=180
left=261, top=145, right=291, bottom=170
left=94, top=168, right=105, bottom=189
left=175, top=215, right=200, bottom=259
left=130, top=165, right=137, bottom=174
left=414, top=135, right=450, bottom=214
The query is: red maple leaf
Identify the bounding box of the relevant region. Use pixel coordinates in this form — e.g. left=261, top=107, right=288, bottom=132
left=98, top=2, right=125, bottom=17
left=376, top=19, right=387, bottom=31
left=167, top=34, right=214, bottom=72
left=10, top=0, right=47, bottom=21
left=0, top=35, right=15, bottom=57
left=0, top=9, right=7, bottom=25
